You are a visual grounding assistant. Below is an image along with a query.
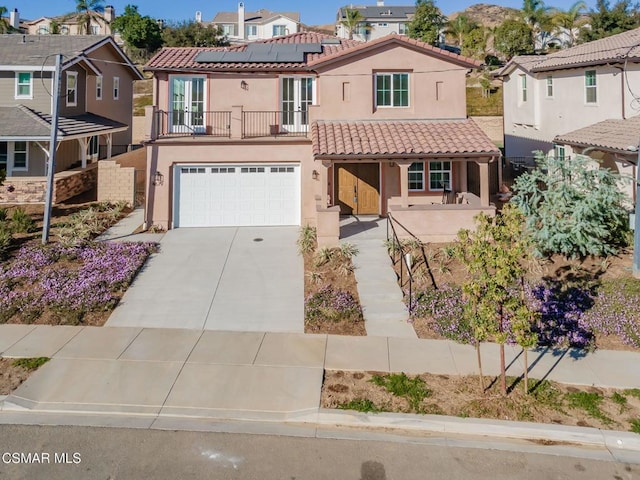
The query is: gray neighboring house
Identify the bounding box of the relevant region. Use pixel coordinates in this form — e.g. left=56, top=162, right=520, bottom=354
left=336, top=1, right=414, bottom=41
left=0, top=34, right=143, bottom=203
left=210, top=3, right=300, bottom=44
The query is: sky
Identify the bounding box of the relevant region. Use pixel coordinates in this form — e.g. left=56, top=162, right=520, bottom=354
left=13, top=0, right=600, bottom=26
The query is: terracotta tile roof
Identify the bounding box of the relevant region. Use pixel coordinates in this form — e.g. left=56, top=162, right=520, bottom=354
left=145, top=32, right=360, bottom=72
left=145, top=32, right=481, bottom=72
left=554, top=115, right=640, bottom=154
left=493, top=55, right=544, bottom=76
left=312, top=119, right=501, bottom=158
left=308, top=34, right=481, bottom=69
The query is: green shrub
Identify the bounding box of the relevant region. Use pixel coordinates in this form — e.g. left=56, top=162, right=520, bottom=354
left=338, top=398, right=380, bottom=413
left=297, top=225, right=317, bottom=255
left=12, top=357, right=49, bottom=370
left=10, top=207, right=36, bottom=234
left=0, top=207, right=7, bottom=222
left=371, top=373, right=431, bottom=411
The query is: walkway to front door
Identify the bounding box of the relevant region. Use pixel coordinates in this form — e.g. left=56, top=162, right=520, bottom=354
left=336, top=163, right=380, bottom=215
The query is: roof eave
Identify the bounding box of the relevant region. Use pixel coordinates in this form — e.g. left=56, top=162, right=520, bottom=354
left=313, top=152, right=500, bottom=160
left=532, top=57, right=640, bottom=73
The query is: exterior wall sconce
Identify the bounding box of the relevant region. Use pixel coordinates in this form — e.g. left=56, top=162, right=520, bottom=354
left=312, top=169, right=319, bottom=180
left=153, top=171, right=164, bottom=186
left=240, top=80, right=248, bottom=90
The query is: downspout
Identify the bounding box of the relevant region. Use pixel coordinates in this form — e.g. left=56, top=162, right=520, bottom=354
left=615, top=65, right=626, bottom=119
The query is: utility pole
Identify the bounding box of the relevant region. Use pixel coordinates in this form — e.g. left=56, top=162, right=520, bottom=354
left=42, top=53, right=63, bottom=244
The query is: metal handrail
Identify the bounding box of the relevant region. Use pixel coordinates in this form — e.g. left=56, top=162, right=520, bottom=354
left=386, top=213, right=415, bottom=313
left=242, top=111, right=310, bottom=138
left=154, top=110, right=231, bottom=137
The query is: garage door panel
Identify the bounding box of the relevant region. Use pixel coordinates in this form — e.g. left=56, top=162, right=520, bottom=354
left=175, top=164, right=300, bottom=227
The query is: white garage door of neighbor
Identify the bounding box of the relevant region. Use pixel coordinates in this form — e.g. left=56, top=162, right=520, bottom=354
left=174, top=164, right=301, bottom=227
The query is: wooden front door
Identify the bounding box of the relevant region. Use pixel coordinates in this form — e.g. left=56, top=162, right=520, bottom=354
left=336, top=163, right=380, bottom=215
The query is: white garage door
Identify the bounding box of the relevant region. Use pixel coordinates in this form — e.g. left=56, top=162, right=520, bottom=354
left=174, top=164, right=301, bottom=227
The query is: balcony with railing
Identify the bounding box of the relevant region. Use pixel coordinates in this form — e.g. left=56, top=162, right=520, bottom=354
left=150, top=107, right=311, bottom=141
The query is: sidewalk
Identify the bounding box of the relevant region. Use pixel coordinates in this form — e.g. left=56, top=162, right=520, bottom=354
left=2, top=325, right=640, bottom=458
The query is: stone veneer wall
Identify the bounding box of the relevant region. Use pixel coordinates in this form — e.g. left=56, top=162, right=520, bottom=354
left=97, top=160, right=135, bottom=205
left=0, top=163, right=98, bottom=204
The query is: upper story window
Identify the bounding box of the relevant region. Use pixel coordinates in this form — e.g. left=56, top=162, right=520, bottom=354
left=377, top=22, right=388, bottom=27
left=222, top=24, right=235, bottom=36
left=273, top=24, right=287, bottom=36
left=585, top=70, right=597, bottom=103
left=375, top=73, right=409, bottom=107
left=398, top=22, right=407, bottom=35
left=520, top=74, right=527, bottom=102
left=546, top=75, right=553, bottom=97
left=90, top=25, right=99, bottom=35
left=113, top=76, right=120, bottom=100
left=66, top=71, right=78, bottom=106
left=554, top=144, right=565, bottom=160
left=37, top=25, right=49, bottom=34
left=15, top=72, right=32, bottom=99
left=246, top=24, right=257, bottom=36
left=96, top=76, right=103, bottom=100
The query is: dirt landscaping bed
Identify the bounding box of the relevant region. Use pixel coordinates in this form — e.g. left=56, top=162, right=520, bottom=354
left=322, top=370, right=640, bottom=433
left=0, top=357, right=49, bottom=395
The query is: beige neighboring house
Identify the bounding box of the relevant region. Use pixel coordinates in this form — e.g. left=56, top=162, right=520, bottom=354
left=336, top=1, right=415, bottom=42
left=0, top=34, right=143, bottom=204
left=496, top=27, right=640, bottom=200
left=142, top=32, right=500, bottom=244
left=210, top=2, right=299, bottom=43
left=19, top=6, right=116, bottom=36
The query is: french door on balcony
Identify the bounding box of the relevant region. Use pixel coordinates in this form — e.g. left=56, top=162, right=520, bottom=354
left=281, top=77, right=314, bottom=133
left=170, top=76, right=205, bottom=134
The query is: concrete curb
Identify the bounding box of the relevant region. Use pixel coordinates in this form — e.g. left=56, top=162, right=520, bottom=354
left=2, top=398, right=639, bottom=459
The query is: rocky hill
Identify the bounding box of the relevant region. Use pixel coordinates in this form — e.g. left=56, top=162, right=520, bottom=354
left=449, top=3, right=520, bottom=28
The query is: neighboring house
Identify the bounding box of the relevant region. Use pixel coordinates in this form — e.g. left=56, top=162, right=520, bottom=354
left=0, top=34, right=143, bottom=204
left=17, top=6, right=116, bottom=36
left=497, top=26, right=640, bottom=197
left=142, top=32, right=500, bottom=244
left=210, top=3, right=300, bottom=43
left=336, top=1, right=414, bottom=42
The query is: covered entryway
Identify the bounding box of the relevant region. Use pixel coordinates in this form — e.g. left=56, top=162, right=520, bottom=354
left=174, top=164, right=301, bottom=227
left=335, top=163, right=380, bottom=215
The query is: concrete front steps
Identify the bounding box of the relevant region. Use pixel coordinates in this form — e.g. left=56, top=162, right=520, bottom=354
left=340, top=217, right=416, bottom=338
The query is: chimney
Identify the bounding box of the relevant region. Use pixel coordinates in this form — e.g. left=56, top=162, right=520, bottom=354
left=104, top=5, right=115, bottom=23
left=377, top=0, right=384, bottom=6
left=195, top=11, right=202, bottom=23
left=238, top=2, right=245, bottom=39
left=9, top=8, right=19, bottom=29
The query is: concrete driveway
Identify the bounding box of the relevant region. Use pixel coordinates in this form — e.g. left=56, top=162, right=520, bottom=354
left=106, top=227, right=303, bottom=332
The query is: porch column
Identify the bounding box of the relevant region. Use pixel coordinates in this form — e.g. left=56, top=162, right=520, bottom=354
left=396, top=160, right=412, bottom=208
left=478, top=159, right=490, bottom=207
left=458, top=159, right=468, bottom=192
left=320, top=160, right=331, bottom=206
left=106, top=133, right=113, bottom=160
left=78, top=138, right=88, bottom=168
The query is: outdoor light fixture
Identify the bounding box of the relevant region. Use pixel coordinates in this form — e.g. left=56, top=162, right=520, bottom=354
left=240, top=80, right=248, bottom=90
left=312, top=169, right=319, bottom=180
left=153, top=171, right=164, bottom=186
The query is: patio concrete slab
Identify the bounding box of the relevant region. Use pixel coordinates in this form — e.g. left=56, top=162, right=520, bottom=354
left=187, top=331, right=265, bottom=365
left=161, top=363, right=323, bottom=418
left=253, top=333, right=326, bottom=368
left=325, top=335, right=389, bottom=372
left=54, top=327, right=142, bottom=360
left=118, top=328, right=202, bottom=362
left=388, top=338, right=456, bottom=375
left=7, top=358, right=183, bottom=415
left=2, top=326, right=83, bottom=358
left=0, top=325, right=37, bottom=354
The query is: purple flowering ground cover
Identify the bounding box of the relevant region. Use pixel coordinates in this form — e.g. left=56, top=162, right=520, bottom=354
left=0, top=241, right=157, bottom=325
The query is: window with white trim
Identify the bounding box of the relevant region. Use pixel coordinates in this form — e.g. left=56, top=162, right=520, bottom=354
left=89, top=136, right=99, bottom=159
left=375, top=73, right=409, bottom=107
left=96, top=76, right=103, bottom=100
left=66, top=71, right=77, bottom=106
left=398, top=22, right=407, bottom=34
left=429, top=161, right=451, bottom=191
left=15, top=72, right=32, bottom=99
left=90, top=25, right=99, bottom=35
left=585, top=70, right=597, bottom=103
left=408, top=162, right=424, bottom=191
left=272, top=25, right=287, bottom=36
left=520, top=74, right=527, bottom=102
left=546, top=75, right=553, bottom=97
left=554, top=144, right=565, bottom=160
left=245, top=25, right=257, bottom=36
left=113, top=76, right=120, bottom=100
left=222, top=24, right=235, bottom=35
left=13, top=141, right=28, bottom=170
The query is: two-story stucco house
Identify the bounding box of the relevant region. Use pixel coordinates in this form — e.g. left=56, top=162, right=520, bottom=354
left=497, top=27, right=640, bottom=198
left=0, top=34, right=143, bottom=203
left=15, top=6, right=116, bottom=36
left=142, top=32, right=500, bottom=245
left=336, top=1, right=414, bottom=42
left=211, top=3, right=299, bottom=44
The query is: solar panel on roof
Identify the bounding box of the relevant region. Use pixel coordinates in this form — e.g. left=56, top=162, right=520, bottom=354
left=194, top=43, right=323, bottom=63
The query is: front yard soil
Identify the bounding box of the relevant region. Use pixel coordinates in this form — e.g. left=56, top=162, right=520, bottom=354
left=322, top=370, right=640, bottom=433
left=0, top=358, right=49, bottom=395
